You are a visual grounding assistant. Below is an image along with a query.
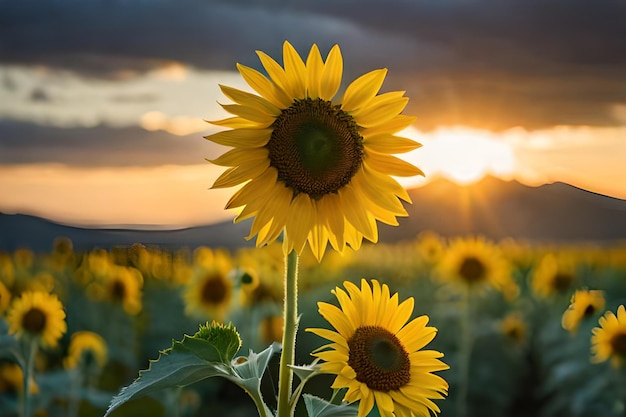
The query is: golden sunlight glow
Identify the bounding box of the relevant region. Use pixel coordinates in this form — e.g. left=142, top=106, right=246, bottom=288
left=140, top=111, right=209, bottom=136
left=150, top=61, right=189, bottom=81
left=400, top=126, right=515, bottom=186
left=0, top=164, right=233, bottom=227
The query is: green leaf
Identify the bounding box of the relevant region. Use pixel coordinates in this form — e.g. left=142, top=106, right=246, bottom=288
left=303, top=394, right=358, bottom=417
left=105, top=322, right=243, bottom=416
left=105, top=346, right=231, bottom=416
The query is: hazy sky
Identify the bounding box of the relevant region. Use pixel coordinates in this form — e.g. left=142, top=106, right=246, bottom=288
left=1, top=0, right=625, bottom=227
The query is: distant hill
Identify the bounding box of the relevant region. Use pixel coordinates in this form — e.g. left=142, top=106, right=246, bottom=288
left=1, top=176, right=625, bottom=252
left=379, top=176, right=626, bottom=243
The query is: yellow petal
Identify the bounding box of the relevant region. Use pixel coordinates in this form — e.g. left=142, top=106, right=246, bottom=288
left=364, top=150, right=425, bottom=177
left=285, top=193, right=315, bottom=255
left=219, top=104, right=275, bottom=126
left=362, top=162, right=411, bottom=202
left=351, top=169, right=407, bottom=216
left=317, top=193, right=345, bottom=253
left=282, top=40, right=307, bottom=99
left=206, top=116, right=261, bottom=129
left=256, top=50, right=292, bottom=98
left=219, top=84, right=281, bottom=116
left=361, top=114, right=417, bottom=137
left=236, top=63, right=293, bottom=108
left=363, top=133, right=422, bottom=154
left=341, top=68, right=387, bottom=112
left=209, top=147, right=268, bottom=167
left=211, top=160, right=269, bottom=188
left=319, top=44, right=342, bottom=101
left=305, top=44, right=324, bottom=99
left=204, top=128, right=272, bottom=148
left=352, top=95, right=409, bottom=129
left=338, top=185, right=378, bottom=243
left=226, top=168, right=278, bottom=210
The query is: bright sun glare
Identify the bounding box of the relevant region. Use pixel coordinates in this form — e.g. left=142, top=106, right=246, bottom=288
left=401, top=126, right=516, bottom=186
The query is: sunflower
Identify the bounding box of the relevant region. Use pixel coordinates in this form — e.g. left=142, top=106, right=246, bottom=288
left=205, top=41, right=423, bottom=261
left=562, top=289, right=605, bottom=334
left=63, top=331, right=108, bottom=370
left=415, top=230, right=446, bottom=265
left=87, top=265, right=143, bottom=315
left=307, top=279, right=448, bottom=417
left=531, top=252, right=578, bottom=298
left=0, top=362, right=38, bottom=394
left=184, top=258, right=234, bottom=322
left=6, top=291, right=67, bottom=348
left=435, top=236, right=517, bottom=298
left=591, top=305, right=626, bottom=367
left=500, top=313, right=527, bottom=344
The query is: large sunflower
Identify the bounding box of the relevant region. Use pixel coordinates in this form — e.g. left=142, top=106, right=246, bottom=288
left=205, top=41, right=423, bottom=261
left=6, top=291, right=67, bottom=348
left=307, top=279, right=448, bottom=417
left=591, top=305, right=626, bottom=367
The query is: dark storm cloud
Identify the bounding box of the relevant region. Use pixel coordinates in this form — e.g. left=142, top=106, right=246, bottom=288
left=1, top=0, right=625, bottom=130
left=0, top=120, right=218, bottom=166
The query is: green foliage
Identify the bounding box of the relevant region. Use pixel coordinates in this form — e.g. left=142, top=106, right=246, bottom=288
left=105, top=322, right=280, bottom=417
left=303, top=394, right=357, bottom=417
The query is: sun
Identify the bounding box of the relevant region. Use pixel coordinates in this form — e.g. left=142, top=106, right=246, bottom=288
left=400, top=126, right=516, bottom=186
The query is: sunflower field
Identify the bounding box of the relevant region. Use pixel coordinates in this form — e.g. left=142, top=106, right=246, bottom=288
left=1, top=232, right=626, bottom=417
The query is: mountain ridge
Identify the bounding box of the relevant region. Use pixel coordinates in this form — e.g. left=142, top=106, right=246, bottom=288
left=1, top=176, right=625, bottom=252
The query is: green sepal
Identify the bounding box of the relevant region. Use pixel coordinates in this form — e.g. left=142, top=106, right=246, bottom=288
left=303, top=394, right=358, bottom=417
left=290, top=360, right=322, bottom=383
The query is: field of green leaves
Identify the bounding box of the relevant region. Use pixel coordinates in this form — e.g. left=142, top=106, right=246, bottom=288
left=1, top=232, right=626, bottom=417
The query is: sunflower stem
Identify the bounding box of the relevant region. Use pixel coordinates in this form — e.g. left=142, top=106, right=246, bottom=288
left=277, top=250, right=299, bottom=417
left=457, top=287, right=473, bottom=417
left=20, top=338, right=38, bottom=417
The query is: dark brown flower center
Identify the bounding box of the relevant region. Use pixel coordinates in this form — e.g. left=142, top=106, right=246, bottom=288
left=551, top=273, right=573, bottom=292
left=201, top=274, right=228, bottom=305
left=111, top=279, right=127, bottom=301
left=347, top=325, right=411, bottom=392
left=267, top=98, right=363, bottom=199
left=22, top=308, right=47, bottom=334
left=459, top=256, right=486, bottom=283
left=610, top=332, right=626, bottom=356
left=583, top=304, right=596, bottom=317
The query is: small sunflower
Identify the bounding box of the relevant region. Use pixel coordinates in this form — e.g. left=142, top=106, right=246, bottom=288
left=63, top=331, right=108, bottom=370
left=500, top=313, right=527, bottom=344
left=562, top=289, right=605, bottom=334
left=6, top=291, right=67, bottom=348
left=87, top=265, right=143, bottom=315
left=184, top=261, right=234, bottom=322
left=415, top=230, right=445, bottom=265
left=205, top=41, right=423, bottom=261
left=0, top=362, right=38, bottom=394
left=531, top=252, right=578, bottom=298
left=591, top=305, right=626, bottom=367
left=307, top=279, right=449, bottom=417
left=436, top=236, right=517, bottom=297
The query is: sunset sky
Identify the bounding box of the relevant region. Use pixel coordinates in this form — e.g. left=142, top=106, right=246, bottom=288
left=1, top=0, right=625, bottom=228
